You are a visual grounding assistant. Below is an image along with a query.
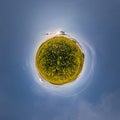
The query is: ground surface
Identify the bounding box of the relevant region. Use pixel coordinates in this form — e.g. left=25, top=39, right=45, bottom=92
left=36, top=36, right=84, bottom=85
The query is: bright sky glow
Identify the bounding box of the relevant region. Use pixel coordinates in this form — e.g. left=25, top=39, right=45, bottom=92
left=30, top=30, right=95, bottom=97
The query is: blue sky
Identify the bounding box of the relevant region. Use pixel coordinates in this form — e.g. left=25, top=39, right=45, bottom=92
left=0, top=0, right=120, bottom=120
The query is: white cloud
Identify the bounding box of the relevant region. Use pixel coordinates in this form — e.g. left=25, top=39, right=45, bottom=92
left=32, top=89, right=120, bottom=120
left=74, top=90, right=120, bottom=120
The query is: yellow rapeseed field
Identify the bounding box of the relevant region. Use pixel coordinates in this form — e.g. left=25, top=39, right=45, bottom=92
left=36, top=36, right=84, bottom=85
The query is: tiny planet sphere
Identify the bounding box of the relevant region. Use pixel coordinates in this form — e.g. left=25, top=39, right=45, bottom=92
left=35, top=32, right=84, bottom=85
